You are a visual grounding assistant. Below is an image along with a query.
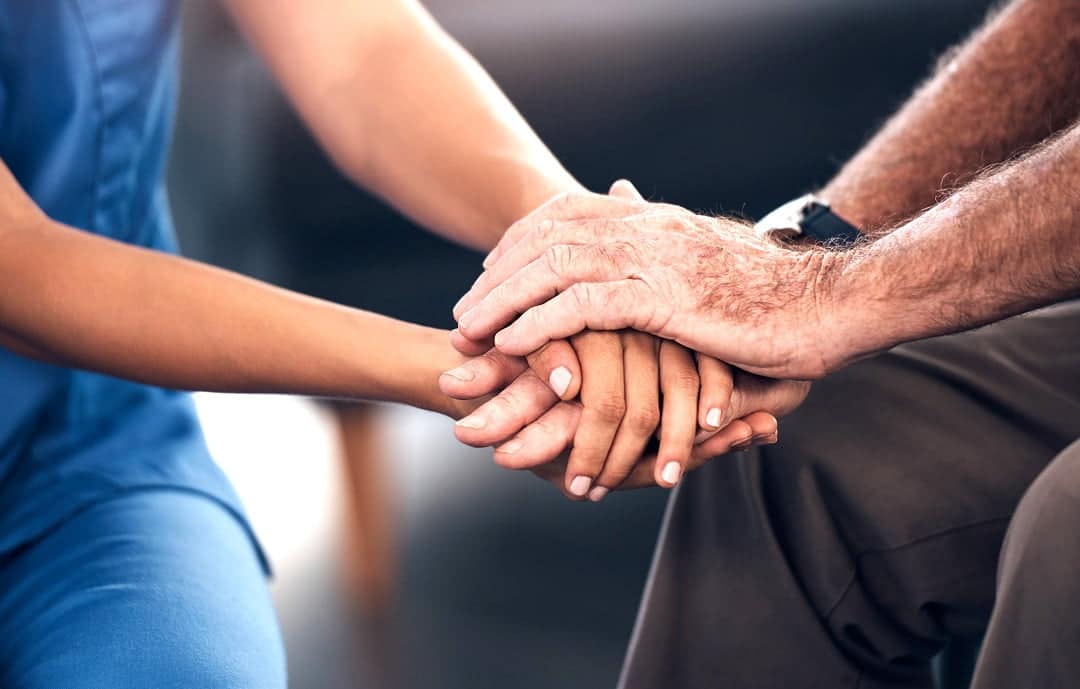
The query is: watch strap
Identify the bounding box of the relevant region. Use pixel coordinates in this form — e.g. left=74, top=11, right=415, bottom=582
left=800, top=204, right=862, bottom=245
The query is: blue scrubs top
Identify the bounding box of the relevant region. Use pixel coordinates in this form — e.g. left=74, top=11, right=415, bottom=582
left=0, top=1, right=255, bottom=559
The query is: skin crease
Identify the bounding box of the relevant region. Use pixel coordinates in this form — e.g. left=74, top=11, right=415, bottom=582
left=227, top=0, right=777, bottom=492
left=0, top=0, right=773, bottom=499
left=454, top=0, right=1080, bottom=388
left=448, top=0, right=1080, bottom=492
left=445, top=182, right=779, bottom=498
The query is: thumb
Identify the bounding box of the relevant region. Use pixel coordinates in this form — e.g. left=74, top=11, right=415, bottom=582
left=609, top=178, right=645, bottom=201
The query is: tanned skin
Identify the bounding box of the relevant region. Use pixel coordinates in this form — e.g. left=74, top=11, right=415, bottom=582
left=827, top=121, right=1080, bottom=370
left=823, top=0, right=1080, bottom=232
left=454, top=0, right=1080, bottom=382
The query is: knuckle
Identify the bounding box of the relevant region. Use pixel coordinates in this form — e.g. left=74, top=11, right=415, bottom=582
left=534, top=217, right=556, bottom=245
left=589, top=394, right=627, bottom=423
left=594, top=241, right=638, bottom=273
left=544, top=243, right=575, bottom=277
left=486, top=392, right=520, bottom=417
left=627, top=407, right=660, bottom=434
left=669, top=369, right=700, bottom=392
left=568, top=282, right=594, bottom=310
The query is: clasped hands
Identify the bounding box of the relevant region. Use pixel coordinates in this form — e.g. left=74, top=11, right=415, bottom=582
left=441, top=181, right=820, bottom=501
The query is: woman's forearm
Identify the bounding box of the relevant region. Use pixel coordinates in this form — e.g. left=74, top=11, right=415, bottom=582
left=0, top=211, right=465, bottom=416
left=225, top=0, right=583, bottom=251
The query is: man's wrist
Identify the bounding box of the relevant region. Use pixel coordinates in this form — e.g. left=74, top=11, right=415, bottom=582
left=790, top=246, right=878, bottom=377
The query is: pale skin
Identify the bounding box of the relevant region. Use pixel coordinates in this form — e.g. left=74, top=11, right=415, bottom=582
left=0, top=0, right=775, bottom=498
left=228, top=0, right=783, bottom=498
left=453, top=0, right=1080, bottom=410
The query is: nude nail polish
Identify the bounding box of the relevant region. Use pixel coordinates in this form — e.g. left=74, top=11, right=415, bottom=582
left=549, top=367, right=572, bottom=397
left=588, top=486, right=609, bottom=502
left=569, top=475, right=591, bottom=497
left=661, top=461, right=682, bottom=486
left=705, top=407, right=721, bottom=428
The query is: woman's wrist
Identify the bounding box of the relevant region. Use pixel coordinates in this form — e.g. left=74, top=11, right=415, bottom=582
left=376, top=322, right=469, bottom=418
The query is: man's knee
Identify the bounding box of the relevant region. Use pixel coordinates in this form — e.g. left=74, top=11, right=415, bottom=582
left=1003, top=438, right=1080, bottom=565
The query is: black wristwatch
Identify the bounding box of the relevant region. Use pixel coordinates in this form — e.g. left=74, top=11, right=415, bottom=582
left=753, top=194, right=862, bottom=246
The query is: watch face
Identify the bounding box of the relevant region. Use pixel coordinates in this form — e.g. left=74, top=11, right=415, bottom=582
left=753, top=193, right=818, bottom=240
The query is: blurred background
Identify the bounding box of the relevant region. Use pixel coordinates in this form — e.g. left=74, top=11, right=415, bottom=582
left=167, top=1, right=995, bottom=688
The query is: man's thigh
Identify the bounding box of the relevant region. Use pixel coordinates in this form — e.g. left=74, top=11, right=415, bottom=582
left=620, top=301, right=1080, bottom=689
left=971, top=437, right=1080, bottom=689
left=0, top=490, right=286, bottom=689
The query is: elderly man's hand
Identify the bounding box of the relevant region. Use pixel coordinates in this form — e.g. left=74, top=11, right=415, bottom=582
left=452, top=184, right=849, bottom=380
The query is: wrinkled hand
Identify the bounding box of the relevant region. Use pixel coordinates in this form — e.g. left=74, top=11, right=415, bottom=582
left=452, top=185, right=842, bottom=380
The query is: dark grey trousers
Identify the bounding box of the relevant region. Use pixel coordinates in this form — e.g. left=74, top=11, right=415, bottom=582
left=619, top=300, right=1080, bottom=689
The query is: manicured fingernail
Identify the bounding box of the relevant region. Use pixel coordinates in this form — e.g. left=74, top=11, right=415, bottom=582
left=661, top=461, right=682, bottom=486
left=498, top=440, right=522, bottom=455
left=569, top=475, right=592, bottom=496
left=705, top=407, right=721, bottom=428
left=456, top=414, right=485, bottom=429
left=588, top=486, right=609, bottom=502
left=549, top=366, right=572, bottom=397
left=443, top=367, right=475, bottom=382
left=482, top=254, right=494, bottom=269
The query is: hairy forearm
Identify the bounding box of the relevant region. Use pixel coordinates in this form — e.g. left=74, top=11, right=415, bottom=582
left=0, top=208, right=464, bottom=416
left=825, top=120, right=1080, bottom=369
left=226, top=0, right=581, bottom=250
left=821, top=0, right=1080, bottom=232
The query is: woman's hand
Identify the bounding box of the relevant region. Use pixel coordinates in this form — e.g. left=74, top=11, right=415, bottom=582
left=439, top=331, right=790, bottom=499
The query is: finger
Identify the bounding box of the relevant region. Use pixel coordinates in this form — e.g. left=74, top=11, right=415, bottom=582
left=697, top=416, right=757, bottom=456
left=449, top=328, right=493, bottom=356
left=528, top=454, right=571, bottom=495
left=728, top=373, right=813, bottom=420
left=459, top=216, right=621, bottom=320
left=492, top=280, right=661, bottom=357
left=525, top=339, right=582, bottom=400
left=608, top=179, right=645, bottom=201
left=439, top=348, right=527, bottom=400
left=607, top=411, right=780, bottom=491
left=453, top=370, right=559, bottom=448
left=564, top=332, right=626, bottom=499
left=478, top=191, right=643, bottom=275
left=742, top=411, right=779, bottom=446
left=492, top=401, right=581, bottom=470
left=457, top=241, right=641, bottom=341
left=655, top=342, right=699, bottom=488
left=696, top=353, right=734, bottom=431
left=621, top=417, right=755, bottom=490
left=589, top=332, right=660, bottom=501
